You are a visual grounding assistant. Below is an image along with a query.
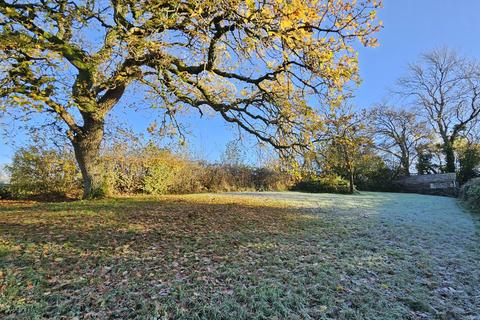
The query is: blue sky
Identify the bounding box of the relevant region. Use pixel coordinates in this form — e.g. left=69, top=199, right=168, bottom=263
left=2, top=0, right=480, bottom=165
left=354, top=0, right=480, bottom=108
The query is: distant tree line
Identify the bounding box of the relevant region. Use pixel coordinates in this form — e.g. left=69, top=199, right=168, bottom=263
left=293, top=48, right=480, bottom=192
left=376, top=48, right=480, bottom=183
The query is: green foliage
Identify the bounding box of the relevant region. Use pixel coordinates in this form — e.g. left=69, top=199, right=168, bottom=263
left=462, top=178, right=480, bottom=211
left=252, top=167, right=292, bottom=191
left=104, top=144, right=186, bottom=196
left=355, top=153, right=397, bottom=191
left=466, top=184, right=480, bottom=207
left=316, top=108, right=373, bottom=193
left=416, top=145, right=440, bottom=175
left=101, top=146, right=259, bottom=195
left=457, top=145, right=480, bottom=184
left=416, top=150, right=433, bottom=175
left=103, top=148, right=292, bottom=195
left=292, top=174, right=350, bottom=194
left=188, top=164, right=292, bottom=193
left=0, top=184, right=12, bottom=199
left=143, top=160, right=181, bottom=195
left=6, top=146, right=81, bottom=199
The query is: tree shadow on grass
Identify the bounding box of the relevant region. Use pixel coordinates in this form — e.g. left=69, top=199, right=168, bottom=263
left=0, top=197, right=333, bottom=318
left=0, top=197, right=311, bottom=253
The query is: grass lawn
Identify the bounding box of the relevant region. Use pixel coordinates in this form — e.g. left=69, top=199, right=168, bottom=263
left=1, top=192, right=479, bottom=319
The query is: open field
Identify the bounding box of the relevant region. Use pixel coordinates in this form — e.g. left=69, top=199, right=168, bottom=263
left=1, top=192, right=479, bottom=319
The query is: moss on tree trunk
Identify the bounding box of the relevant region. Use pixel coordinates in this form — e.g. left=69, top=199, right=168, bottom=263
left=72, top=119, right=105, bottom=199
left=443, top=143, right=456, bottom=173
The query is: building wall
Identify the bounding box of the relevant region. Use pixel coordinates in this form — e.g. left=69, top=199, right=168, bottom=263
left=393, top=173, right=458, bottom=196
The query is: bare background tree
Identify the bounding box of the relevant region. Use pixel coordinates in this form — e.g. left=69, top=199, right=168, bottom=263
left=369, top=105, right=431, bottom=175
left=397, top=48, right=480, bottom=173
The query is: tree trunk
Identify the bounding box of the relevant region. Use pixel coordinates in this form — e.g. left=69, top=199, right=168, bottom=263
left=400, top=148, right=410, bottom=176
left=401, top=156, right=411, bottom=176
left=349, top=168, right=355, bottom=194
left=72, top=118, right=105, bottom=199
left=443, top=142, right=456, bottom=173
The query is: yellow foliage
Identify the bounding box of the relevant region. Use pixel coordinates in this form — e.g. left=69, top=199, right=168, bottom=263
left=1, top=0, right=382, bottom=176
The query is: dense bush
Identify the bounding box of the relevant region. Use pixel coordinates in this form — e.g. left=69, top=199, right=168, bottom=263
left=467, top=184, right=480, bottom=209
left=457, top=146, right=480, bottom=185
left=101, top=145, right=191, bottom=195
left=252, top=167, right=292, bottom=191
left=6, top=143, right=400, bottom=199
left=355, top=155, right=397, bottom=192
left=8, top=142, right=377, bottom=199
left=292, top=174, right=350, bottom=194
left=6, top=146, right=81, bottom=199
left=460, top=178, right=480, bottom=211
left=5, top=144, right=292, bottom=199
left=0, top=184, right=12, bottom=199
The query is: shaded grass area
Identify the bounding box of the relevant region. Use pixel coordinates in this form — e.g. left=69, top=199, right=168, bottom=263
left=1, top=192, right=479, bottom=319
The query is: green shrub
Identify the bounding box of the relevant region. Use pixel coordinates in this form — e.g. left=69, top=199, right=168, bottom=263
left=354, top=153, right=397, bottom=192
left=100, top=145, right=188, bottom=195
left=458, top=146, right=480, bottom=185
left=195, top=164, right=293, bottom=192
left=252, top=167, right=293, bottom=191
left=7, top=146, right=81, bottom=199
left=460, top=178, right=480, bottom=211
left=355, top=166, right=397, bottom=192
left=292, top=174, right=350, bottom=194
left=0, top=184, right=12, bottom=199
left=99, top=144, right=293, bottom=195
left=143, top=160, right=182, bottom=195
left=102, top=156, right=143, bottom=195
left=465, top=183, right=480, bottom=211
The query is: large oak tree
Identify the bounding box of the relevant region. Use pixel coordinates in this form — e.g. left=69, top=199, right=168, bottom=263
left=0, top=0, right=381, bottom=198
